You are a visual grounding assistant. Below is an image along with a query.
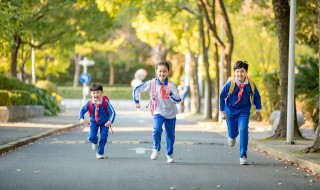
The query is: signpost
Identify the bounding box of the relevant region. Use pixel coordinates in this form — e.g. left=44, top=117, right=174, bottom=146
left=79, top=57, right=95, bottom=105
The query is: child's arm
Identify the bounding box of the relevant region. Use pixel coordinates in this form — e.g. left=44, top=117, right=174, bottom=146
left=253, top=83, right=262, bottom=121
left=79, top=101, right=90, bottom=124
left=219, top=81, right=230, bottom=119
left=106, top=101, right=116, bottom=126
left=133, top=80, right=151, bottom=107
left=167, top=82, right=181, bottom=104
left=219, top=82, right=231, bottom=115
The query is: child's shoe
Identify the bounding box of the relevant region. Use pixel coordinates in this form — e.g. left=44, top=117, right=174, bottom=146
left=92, top=143, right=98, bottom=151
left=150, top=149, right=160, bottom=160
left=240, top=156, right=248, bottom=165
left=228, top=137, right=236, bottom=147
left=96, top=153, right=106, bottom=159
left=167, top=155, right=175, bottom=163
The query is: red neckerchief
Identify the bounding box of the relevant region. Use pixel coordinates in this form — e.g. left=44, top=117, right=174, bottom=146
left=234, top=83, right=247, bottom=105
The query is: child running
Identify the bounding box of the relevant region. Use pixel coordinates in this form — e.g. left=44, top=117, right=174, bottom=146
left=133, top=61, right=181, bottom=163
left=219, top=61, right=262, bottom=165
left=79, top=83, right=116, bottom=159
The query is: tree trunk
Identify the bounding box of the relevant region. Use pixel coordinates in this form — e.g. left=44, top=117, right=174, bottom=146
left=271, top=0, right=290, bottom=139
left=10, top=34, right=21, bottom=78
left=213, top=43, right=220, bottom=121
left=200, top=16, right=212, bottom=119
left=197, top=0, right=233, bottom=84
left=305, top=0, right=320, bottom=153
left=190, top=53, right=201, bottom=114
left=216, top=0, right=233, bottom=82
left=73, top=53, right=81, bottom=88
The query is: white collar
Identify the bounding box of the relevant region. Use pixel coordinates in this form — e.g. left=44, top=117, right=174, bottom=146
left=235, top=77, right=248, bottom=85
left=91, top=98, right=102, bottom=104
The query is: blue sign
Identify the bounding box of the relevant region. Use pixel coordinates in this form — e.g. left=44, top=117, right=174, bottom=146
left=79, top=73, right=91, bottom=84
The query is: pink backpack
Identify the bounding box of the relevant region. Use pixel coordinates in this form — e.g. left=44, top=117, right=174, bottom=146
left=148, top=79, right=157, bottom=115
left=147, top=78, right=172, bottom=115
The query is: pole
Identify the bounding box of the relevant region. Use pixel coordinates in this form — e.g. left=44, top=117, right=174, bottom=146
left=82, top=58, right=88, bottom=106
left=286, top=0, right=296, bottom=144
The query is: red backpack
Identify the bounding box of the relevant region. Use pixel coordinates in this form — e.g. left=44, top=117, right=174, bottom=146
left=88, top=95, right=110, bottom=117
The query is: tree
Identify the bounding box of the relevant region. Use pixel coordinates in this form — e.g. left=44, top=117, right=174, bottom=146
left=304, top=0, right=320, bottom=153
left=3, top=0, right=113, bottom=81
left=197, top=0, right=234, bottom=83
left=271, top=0, right=302, bottom=138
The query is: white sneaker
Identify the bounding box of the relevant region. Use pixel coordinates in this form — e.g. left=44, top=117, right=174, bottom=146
left=96, top=153, right=106, bottom=159
left=228, top=137, right=236, bottom=147
left=167, top=155, right=175, bottom=163
left=240, top=156, right=248, bottom=165
left=150, top=149, right=160, bottom=160
left=92, top=143, right=98, bottom=151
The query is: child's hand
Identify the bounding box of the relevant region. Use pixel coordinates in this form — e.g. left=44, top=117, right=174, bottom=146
left=221, top=113, right=227, bottom=120
left=105, top=122, right=111, bottom=127
left=136, top=104, right=141, bottom=109
left=256, top=112, right=262, bottom=121
left=80, top=119, right=84, bottom=125
left=166, top=89, right=171, bottom=95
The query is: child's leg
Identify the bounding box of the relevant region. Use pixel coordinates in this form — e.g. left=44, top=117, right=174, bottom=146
left=226, top=116, right=239, bottom=140
left=153, top=114, right=164, bottom=151
left=97, top=125, right=109, bottom=155
left=164, top=117, right=176, bottom=156
left=88, top=123, right=99, bottom=144
left=238, top=114, right=249, bottom=158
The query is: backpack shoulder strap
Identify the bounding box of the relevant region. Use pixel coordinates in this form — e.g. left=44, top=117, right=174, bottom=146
left=88, top=100, right=93, bottom=117
left=247, top=76, right=255, bottom=94
left=102, top=96, right=109, bottom=114
left=228, top=77, right=235, bottom=95
left=151, top=78, right=156, bottom=96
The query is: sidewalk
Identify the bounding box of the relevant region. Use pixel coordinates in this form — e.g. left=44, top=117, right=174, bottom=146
left=0, top=105, right=319, bottom=175
left=178, top=112, right=320, bottom=175
left=0, top=109, right=80, bottom=154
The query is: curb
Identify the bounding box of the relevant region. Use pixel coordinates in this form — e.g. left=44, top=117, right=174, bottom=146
left=0, top=123, right=80, bottom=154
left=249, top=140, right=320, bottom=174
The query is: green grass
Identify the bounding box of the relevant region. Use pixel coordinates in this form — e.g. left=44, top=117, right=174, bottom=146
left=57, top=86, right=149, bottom=100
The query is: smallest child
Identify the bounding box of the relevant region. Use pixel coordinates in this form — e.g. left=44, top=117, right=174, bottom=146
left=79, top=83, right=116, bottom=159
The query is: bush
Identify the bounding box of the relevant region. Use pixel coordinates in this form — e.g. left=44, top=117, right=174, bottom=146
left=0, top=91, right=9, bottom=106
left=35, top=80, right=58, bottom=94
left=0, top=74, right=60, bottom=115
left=57, top=86, right=149, bottom=100
left=8, top=90, right=31, bottom=106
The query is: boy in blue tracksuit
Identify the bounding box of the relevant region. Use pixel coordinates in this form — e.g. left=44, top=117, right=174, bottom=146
left=219, top=61, right=262, bottom=165
left=79, top=83, right=116, bottom=159
left=133, top=61, right=181, bottom=163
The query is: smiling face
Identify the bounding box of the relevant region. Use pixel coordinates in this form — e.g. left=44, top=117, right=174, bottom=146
left=156, top=65, right=169, bottom=82
left=234, top=67, right=247, bottom=83
left=90, top=90, right=103, bottom=102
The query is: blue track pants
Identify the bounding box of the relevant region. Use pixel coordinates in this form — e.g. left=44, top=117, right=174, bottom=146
left=226, top=112, right=249, bottom=158
left=152, top=114, right=176, bottom=156
left=88, top=123, right=109, bottom=155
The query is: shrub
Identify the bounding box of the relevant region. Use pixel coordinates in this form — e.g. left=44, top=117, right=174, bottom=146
left=0, top=91, right=9, bottom=106
left=8, top=90, right=31, bottom=105
left=35, top=80, right=58, bottom=94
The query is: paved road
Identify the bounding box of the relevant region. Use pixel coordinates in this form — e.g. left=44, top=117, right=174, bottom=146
left=0, top=101, right=319, bottom=190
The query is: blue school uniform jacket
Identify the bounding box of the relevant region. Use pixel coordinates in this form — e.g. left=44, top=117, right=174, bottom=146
left=219, top=78, right=262, bottom=117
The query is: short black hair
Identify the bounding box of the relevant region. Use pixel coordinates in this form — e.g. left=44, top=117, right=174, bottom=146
left=233, top=61, right=249, bottom=71
left=90, top=83, right=103, bottom=91
left=156, top=61, right=170, bottom=71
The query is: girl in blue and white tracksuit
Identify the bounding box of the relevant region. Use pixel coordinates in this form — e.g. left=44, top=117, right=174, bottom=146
left=133, top=61, right=181, bottom=163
